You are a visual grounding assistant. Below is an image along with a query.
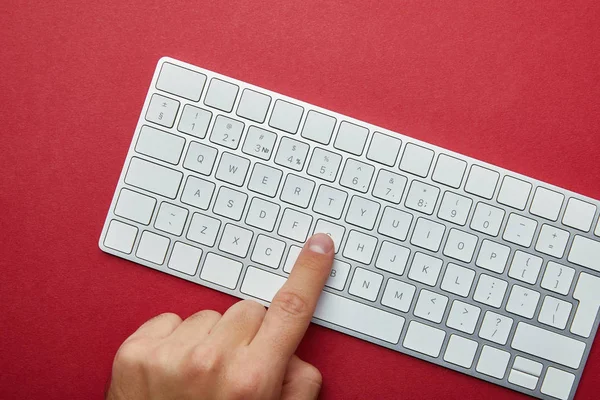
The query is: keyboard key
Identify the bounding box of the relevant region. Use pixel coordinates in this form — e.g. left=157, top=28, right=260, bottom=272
left=104, top=220, right=138, bottom=254
left=508, top=251, right=543, bottom=284
left=236, top=89, right=271, bottom=123
left=372, top=169, right=407, bottom=204
left=278, top=208, right=312, bottom=242
left=476, top=346, right=510, bottom=379
left=154, top=202, right=188, bottom=235
left=503, top=213, right=537, bottom=247
left=444, top=335, right=478, bottom=368
left=568, top=235, right=600, bottom=272
left=375, top=241, right=411, bottom=275
left=440, top=263, right=475, bottom=297
left=251, top=234, right=285, bottom=269
left=399, top=143, right=434, bottom=177
left=437, top=191, right=472, bottom=226
left=307, top=148, right=342, bottom=182
left=348, top=267, right=383, bottom=301
left=465, top=165, right=499, bottom=199
left=274, top=136, right=310, bottom=171
left=381, top=279, right=416, bottom=312
left=446, top=300, right=481, bottom=334
left=215, top=152, right=250, bottom=186
left=181, top=176, right=215, bottom=210
left=541, top=261, right=575, bottom=295
left=200, top=252, right=242, bottom=289
left=513, top=356, right=543, bottom=377
left=213, top=186, right=247, bottom=220
left=183, top=142, right=218, bottom=176
left=269, top=99, right=304, bottom=134
left=596, top=218, right=600, bottom=236
left=443, top=228, right=478, bottom=263
left=301, top=110, right=336, bottom=144
left=505, top=285, right=539, bottom=319
left=334, top=121, right=369, bottom=155
left=414, top=290, right=448, bottom=323
left=219, top=224, right=253, bottom=257
left=479, top=311, right=513, bottom=345
left=115, top=188, right=156, bottom=225
left=178, top=105, right=212, bottom=138
left=210, top=115, right=244, bottom=149
left=538, top=296, right=572, bottom=329
left=280, top=174, right=315, bottom=208
left=168, top=242, right=202, bottom=276
left=136, top=231, right=169, bottom=264
left=405, top=180, right=439, bottom=215
left=343, top=230, right=377, bottom=264
left=247, top=163, right=282, bottom=197
left=408, top=252, right=443, bottom=286
left=366, top=132, right=402, bottom=166
left=156, top=62, right=206, bottom=101
left=432, top=154, right=467, bottom=188
left=245, top=197, right=280, bottom=232
left=473, top=274, right=507, bottom=308
left=541, top=367, right=575, bottom=400
left=242, top=126, right=277, bottom=160
left=535, top=224, right=569, bottom=258
left=497, top=176, right=532, bottom=210
left=346, top=195, right=380, bottom=230
left=403, top=321, right=445, bottom=357
left=530, top=187, right=564, bottom=221
left=475, top=239, right=510, bottom=273
left=313, top=219, right=345, bottom=253
left=470, top=202, right=504, bottom=236
left=145, top=93, right=179, bottom=128
left=204, top=78, right=239, bottom=112
left=282, top=245, right=302, bottom=273
left=187, top=212, right=221, bottom=246
left=324, top=260, right=351, bottom=290
left=571, top=272, right=600, bottom=337
left=562, top=198, right=596, bottom=231
left=312, top=185, right=347, bottom=219
left=378, top=206, right=413, bottom=241
left=410, top=218, right=445, bottom=252
left=135, top=125, right=185, bottom=164
left=125, top=157, right=183, bottom=199
left=339, top=158, right=375, bottom=193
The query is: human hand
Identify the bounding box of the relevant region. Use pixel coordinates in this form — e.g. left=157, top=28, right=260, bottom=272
left=107, top=233, right=335, bottom=400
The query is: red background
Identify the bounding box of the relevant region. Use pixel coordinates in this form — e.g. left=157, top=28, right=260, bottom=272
left=1, top=1, right=599, bottom=399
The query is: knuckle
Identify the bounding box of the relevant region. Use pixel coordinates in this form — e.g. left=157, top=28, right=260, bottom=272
left=187, top=309, right=221, bottom=323
left=238, top=299, right=266, bottom=319
left=113, top=339, right=148, bottom=369
left=146, top=344, right=174, bottom=373
left=154, top=312, right=183, bottom=325
left=272, top=289, right=309, bottom=318
left=188, top=344, right=222, bottom=375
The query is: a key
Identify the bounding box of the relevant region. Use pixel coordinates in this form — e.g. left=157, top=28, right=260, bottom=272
left=200, top=252, right=242, bottom=289
left=242, top=126, right=277, bottom=160
left=366, top=131, right=402, bottom=166
left=479, top=311, right=513, bottom=345
left=345, top=195, right=380, bottom=230
left=334, top=121, right=369, bottom=155
left=505, top=285, right=539, bottom=319
left=280, top=174, right=315, bottom=208
left=375, top=241, right=411, bottom=276
left=236, top=89, right=271, bottom=123
left=403, top=321, right=446, bottom=358
left=125, top=157, right=183, bottom=199
left=183, top=142, right=218, bottom=176
left=115, top=188, right=156, bottom=225
left=274, top=136, right=310, bottom=171
left=399, top=143, right=434, bottom=177
left=307, top=147, right=342, bottom=182
left=568, top=235, right=600, bottom=272
left=497, top=176, right=532, bottom=210
left=508, top=251, right=543, bottom=284
left=541, top=261, right=575, bottom=295
left=136, top=231, right=170, bottom=265
left=213, top=186, right=248, bottom=220
left=145, top=93, right=179, bottom=128
left=313, top=219, right=345, bottom=253
left=282, top=246, right=302, bottom=274
left=348, top=267, right=384, bottom=301
left=410, top=218, right=445, bottom=252
left=476, top=346, right=510, bottom=379
left=104, top=220, right=138, bottom=254
left=470, top=202, right=505, bottom=236
left=204, top=78, right=239, bottom=112
left=312, top=185, right=348, bottom=219
left=251, top=235, right=286, bottom=269
left=156, top=62, right=206, bottom=101
left=475, top=239, right=510, bottom=273
left=277, top=208, right=312, bottom=242
left=218, top=224, right=253, bottom=258
left=414, top=289, right=448, bottom=323
left=301, top=110, right=336, bottom=144
left=181, top=176, right=216, bottom=210
left=465, top=165, right=499, bottom=199
left=432, top=154, right=467, bottom=189
left=210, top=115, right=244, bottom=149
left=247, top=163, right=283, bottom=197
left=437, top=191, right=472, bottom=226
left=446, top=300, right=481, bottom=334
left=339, top=158, right=375, bottom=193
left=269, top=99, right=304, bottom=134
left=440, top=263, right=475, bottom=297
left=168, top=242, right=202, bottom=276
left=473, top=274, right=507, bottom=308
left=178, top=105, right=212, bottom=138
left=343, top=230, right=378, bottom=265
left=215, top=152, right=250, bottom=186
left=503, top=213, right=537, bottom=247
left=372, top=169, right=408, bottom=204
left=186, top=212, right=221, bottom=247
left=443, top=228, right=478, bottom=263
left=530, top=187, right=564, bottom=221
left=154, top=202, right=188, bottom=236
left=404, top=180, right=440, bottom=215
left=408, top=252, right=443, bottom=286
left=381, top=279, right=416, bottom=312
left=538, top=296, right=572, bottom=329
left=324, top=260, right=351, bottom=290
left=245, top=197, right=280, bottom=232
left=444, top=335, right=478, bottom=369
left=536, top=224, right=569, bottom=258
left=562, top=198, right=597, bottom=232
left=541, top=368, right=576, bottom=400
left=135, top=125, right=185, bottom=165
left=571, top=272, right=600, bottom=337
left=378, top=206, right=413, bottom=241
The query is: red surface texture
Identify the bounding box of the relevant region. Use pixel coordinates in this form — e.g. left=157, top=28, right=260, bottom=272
left=1, top=1, right=599, bottom=399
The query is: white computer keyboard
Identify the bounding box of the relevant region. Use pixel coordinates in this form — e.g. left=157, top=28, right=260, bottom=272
left=99, top=57, right=600, bottom=400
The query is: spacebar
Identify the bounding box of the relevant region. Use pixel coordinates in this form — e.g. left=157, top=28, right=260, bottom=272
left=241, top=266, right=405, bottom=344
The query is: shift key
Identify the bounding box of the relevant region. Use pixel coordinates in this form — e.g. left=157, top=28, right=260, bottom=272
left=125, top=157, right=183, bottom=199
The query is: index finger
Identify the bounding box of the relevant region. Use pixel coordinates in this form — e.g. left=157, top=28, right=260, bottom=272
left=251, top=233, right=334, bottom=364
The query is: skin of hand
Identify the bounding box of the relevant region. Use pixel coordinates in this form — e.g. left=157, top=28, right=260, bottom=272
left=106, top=233, right=335, bottom=400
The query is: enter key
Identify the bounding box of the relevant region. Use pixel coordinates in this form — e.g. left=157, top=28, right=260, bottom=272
left=571, top=272, right=600, bottom=338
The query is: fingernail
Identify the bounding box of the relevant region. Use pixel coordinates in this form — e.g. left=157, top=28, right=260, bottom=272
left=308, top=233, right=334, bottom=254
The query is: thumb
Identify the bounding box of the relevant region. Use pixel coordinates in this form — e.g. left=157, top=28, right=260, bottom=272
left=280, top=355, right=322, bottom=400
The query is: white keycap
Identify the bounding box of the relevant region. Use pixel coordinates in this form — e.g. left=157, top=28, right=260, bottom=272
left=157, top=62, right=206, bottom=101
left=219, top=224, right=253, bottom=258
left=541, top=367, right=575, bottom=400
left=414, top=289, right=448, bottom=323
left=479, top=311, right=513, bottom=345
left=145, top=93, right=179, bottom=128
left=339, top=158, right=375, bottom=193
left=399, top=143, right=434, bottom=177
left=497, top=176, right=532, bottom=210
left=236, top=89, right=271, bottom=123
left=187, top=212, right=221, bottom=246
left=215, top=152, right=250, bottom=186
left=375, top=241, right=411, bottom=275
left=541, top=261, right=575, bottom=295
left=530, top=187, right=564, bottom=221
left=168, top=242, right=202, bottom=276
left=349, top=267, right=383, bottom=301
left=312, top=185, right=347, bottom=219
left=403, top=321, right=446, bottom=357
left=334, top=121, right=369, bottom=155
left=301, top=110, right=336, bottom=144
left=104, top=220, right=138, bottom=254
left=155, top=202, right=188, bottom=235
left=324, top=260, right=351, bottom=290
left=508, top=251, right=543, bottom=284
left=204, top=78, right=239, bottom=112
left=307, top=147, right=342, bottom=182
left=248, top=163, right=283, bottom=197
left=381, top=279, right=416, bottom=312
left=278, top=208, right=312, bottom=242
left=201, top=252, right=242, bottom=289
left=513, top=356, right=543, bottom=377
left=438, top=191, right=472, bottom=226
left=596, top=218, right=600, bottom=236
left=242, top=126, right=277, bottom=160
left=470, top=202, right=505, bottom=236
left=446, top=300, right=481, bottom=334
left=465, top=165, right=499, bottom=199
left=410, top=218, right=445, bottom=252
left=505, top=285, right=539, bottom=319
left=473, top=274, right=507, bottom=308
left=183, top=142, right=218, bottom=176
left=181, top=176, right=215, bottom=210
left=476, top=239, right=510, bottom=273
left=283, top=245, right=302, bottom=273
left=571, top=272, right=600, bottom=337
left=274, top=136, right=310, bottom=171
left=432, top=154, right=467, bottom=188
left=408, top=252, right=443, bottom=286
left=269, top=99, right=304, bottom=134
left=136, top=231, right=169, bottom=264
left=115, top=188, right=156, bottom=225
left=378, top=207, right=413, bottom=241
left=210, top=115, right=244, bottom=150
left=372, top=169, right=407, bottom=204
left=343, top=230, right=378, bottom=264
left=440, top=263, right=475, bottom=297
left=444, top=335, right=478, bottom=368
left=366, top=132, right=402, bottom=166
left=405, top=181, right=440, bottom=215
left=313, top=219, right=345, bottom=253
left=240, top=267, right=405, bottom=344
left=538, top=296, right=572, bottom=329
left=511, top=322, right=585, bottom=369
left=280, top=174, right=315, bottom=208
left=213, top=186, right=247, bottom=220
left=125, top=157, right=183, bottom=199
left=251, top=235, right=285, bottom=269
left=178, top=105, right=212, bottom=139
left=245, top=197, right=280, bottom=231
left=476, top=346, right=510, bottom=379
left=443, top=228, right=478, bottom=263
left=535, top=224, right=569, bottom=258
left=136, top=125, right=185, bottom=164
left=568, top=235, right=600, bottom=272
left=508, top=368, right=538, bottom=390
left=503, top=214, right=538, bottom=247
left=562, top=198, right=596, bottom=232
left=346, top=195, right=380, bottom=230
